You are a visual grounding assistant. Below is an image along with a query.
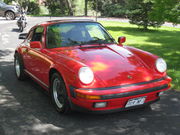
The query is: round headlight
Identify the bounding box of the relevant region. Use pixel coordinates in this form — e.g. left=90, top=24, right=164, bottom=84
left=78, top=67, right=94, bottom=84
left=156, top=58, right=167, bottom=73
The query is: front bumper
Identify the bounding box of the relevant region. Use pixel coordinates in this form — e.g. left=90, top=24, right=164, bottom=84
left=70, top=98, right=160, bottom=114
left=69, top=76, right=172, bottom=112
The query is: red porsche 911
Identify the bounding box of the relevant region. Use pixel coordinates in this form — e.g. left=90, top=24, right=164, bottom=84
left=14, top=19, right=172, bottom=113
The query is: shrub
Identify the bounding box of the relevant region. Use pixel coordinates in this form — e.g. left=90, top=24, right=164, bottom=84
left=22, top=1, right=40, bottom=15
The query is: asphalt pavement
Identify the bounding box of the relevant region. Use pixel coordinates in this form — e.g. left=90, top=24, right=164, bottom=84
left=0, top=17, right=180, bottom=135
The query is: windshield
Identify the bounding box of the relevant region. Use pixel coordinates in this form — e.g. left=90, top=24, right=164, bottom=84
left=0, top=1, right=7, bottom=6
left=46, top=22, right=115, bottom=48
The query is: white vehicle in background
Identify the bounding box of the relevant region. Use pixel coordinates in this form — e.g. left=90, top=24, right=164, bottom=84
left=0, top=1, right=20, bottom=20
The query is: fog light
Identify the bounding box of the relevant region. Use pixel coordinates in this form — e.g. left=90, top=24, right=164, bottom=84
left=94, top=102, right=107, bottom=108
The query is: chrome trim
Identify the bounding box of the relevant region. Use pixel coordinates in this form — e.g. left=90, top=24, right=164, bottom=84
left=24, top=69, right=49, bottom=88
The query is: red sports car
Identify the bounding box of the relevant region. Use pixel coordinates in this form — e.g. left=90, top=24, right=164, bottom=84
left=14, top=19, right=172, bottom=113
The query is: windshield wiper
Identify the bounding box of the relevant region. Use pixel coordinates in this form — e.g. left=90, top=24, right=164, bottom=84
left=67, top=37, right=115, bottom=47
left=67, top=38, right=84, bottom=46
left=85, top=38, right=115, bottom=45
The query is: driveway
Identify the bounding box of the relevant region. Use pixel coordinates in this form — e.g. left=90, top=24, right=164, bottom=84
left=0, top=17, right=180, bottom=135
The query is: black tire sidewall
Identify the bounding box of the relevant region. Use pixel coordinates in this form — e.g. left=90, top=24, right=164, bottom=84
left=20, top=26, right=23, bottom=32
left=14, top=53, right=26, bottom=80
left=50, top=73, right=71, bottom=113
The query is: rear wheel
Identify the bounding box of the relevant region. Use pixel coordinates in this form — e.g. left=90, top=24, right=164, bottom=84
left=14, top=53, right=26, bottom=80
left=5, top=11, right=15, bottom=20
left=50, top=73, right=71, bottom=114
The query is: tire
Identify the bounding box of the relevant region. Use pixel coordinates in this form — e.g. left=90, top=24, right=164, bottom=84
left=19, top=25, right=24, bottom=32
left=5, top=11, right=15, bottom=20
left=50, top=73, right=71, bottom=114
left=14, top=53, right=26, bottom=80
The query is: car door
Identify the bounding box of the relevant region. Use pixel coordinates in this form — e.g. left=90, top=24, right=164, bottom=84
left=22, top=29, right=34, bottom=72
left=23, top=26, right=51, bottom=87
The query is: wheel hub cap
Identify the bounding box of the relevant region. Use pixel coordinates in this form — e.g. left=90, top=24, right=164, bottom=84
left=53, top=78, right=63, bottom=108
left=15, top=59, right=20, bottom=77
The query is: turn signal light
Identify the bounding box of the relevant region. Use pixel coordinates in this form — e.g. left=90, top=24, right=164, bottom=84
left=168, top=82, right=171, bottom=87
left=76, top=93, right=101, bottom=100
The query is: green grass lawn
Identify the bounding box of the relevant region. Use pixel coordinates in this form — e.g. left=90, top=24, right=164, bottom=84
left=100, top=21, right=180, bottom=91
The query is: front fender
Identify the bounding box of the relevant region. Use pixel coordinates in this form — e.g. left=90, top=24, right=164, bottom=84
left=50, top=54, right=106, bottom=90
left=125, top=46, right=166, bottom=76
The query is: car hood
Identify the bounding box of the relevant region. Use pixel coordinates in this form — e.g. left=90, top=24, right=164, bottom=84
left=5, top=5, right=14, bottom=8
left=5, top=5, right=18, bottom=10
left=54, top=44, right=158, bottom=87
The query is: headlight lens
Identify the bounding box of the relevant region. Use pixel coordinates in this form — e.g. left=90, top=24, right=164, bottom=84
left=78, top=67, right=94, bottom=84
left=156, top=58, right=167, bottom=73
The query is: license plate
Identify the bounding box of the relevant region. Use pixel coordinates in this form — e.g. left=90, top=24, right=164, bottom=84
left=125, top=96, right=146, bottom=108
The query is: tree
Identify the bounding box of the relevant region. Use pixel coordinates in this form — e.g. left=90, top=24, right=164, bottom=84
left=65, top=0, right=74, bottom=16
left=150, top=0, right=180, bottom=25
left=46, top=0, right=74, bottom=16
left=88, top=0, right=111, bottom=13
left=126, top=0, right=163, bottom=30
left=169, top=2, right=180, bottom=24
left=102, top=0, right=127, bottom=17
left=85, top=0, right=88, bottom=16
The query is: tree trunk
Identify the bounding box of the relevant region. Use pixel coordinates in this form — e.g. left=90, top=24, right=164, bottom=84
left=59, top=0, right=65, bottom=15
left=85, top=0, right=88, bottom=16
left=66, top=0, right=73, bottom=16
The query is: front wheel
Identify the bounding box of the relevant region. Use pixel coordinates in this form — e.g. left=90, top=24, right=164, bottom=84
left=5, top=11, right=15, bottom=20
left=14, top=53, right=26, bottom=80
left=19, top=25, right=24, bottom=32
left=50, top=73, right=71, bottom=114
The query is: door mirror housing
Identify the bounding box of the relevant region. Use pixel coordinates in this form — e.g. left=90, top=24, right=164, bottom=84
left=30, top=41, right=42, bottom=49
left=19, top=33, right=27, bottom=39
left=118, top=36, right=126, bottom=46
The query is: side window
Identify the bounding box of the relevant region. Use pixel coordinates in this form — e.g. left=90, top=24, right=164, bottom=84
left=31, top=26, right=44, bottom=42
left=26, top=30, right=34, bottom=42
left=46, top=25, right=61, bottom=48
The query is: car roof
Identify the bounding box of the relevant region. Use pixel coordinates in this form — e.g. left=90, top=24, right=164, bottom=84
left=39, top=19, right=95, bottom=27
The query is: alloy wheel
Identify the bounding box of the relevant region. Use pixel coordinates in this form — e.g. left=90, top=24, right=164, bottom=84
left=52, top=78, right=64, bottom=109
left=15, top=58, right=20, bottom=77
left=6, top=12, right=15, bottom=20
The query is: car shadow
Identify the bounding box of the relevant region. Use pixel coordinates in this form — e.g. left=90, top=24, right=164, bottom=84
left=0, top=52, right=180, bottom=135
left=0, top=49, right=13, bottom=60
left=11, top=28, right=20, bottom=33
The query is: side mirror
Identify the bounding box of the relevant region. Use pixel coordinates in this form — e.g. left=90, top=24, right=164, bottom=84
left=30, top=41, right=42, bottom=49
left=19, top=33, right=27, bottom=39
left=118, top=36, right=126, bottom=45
